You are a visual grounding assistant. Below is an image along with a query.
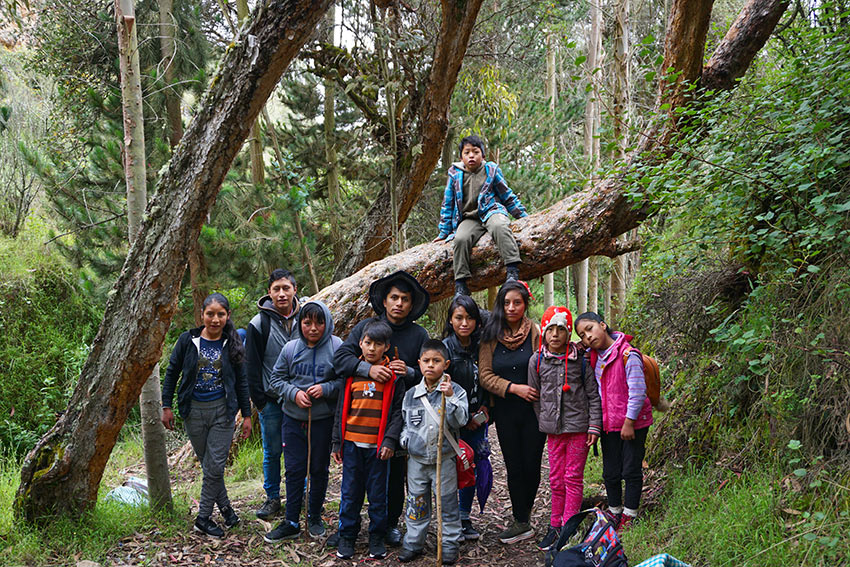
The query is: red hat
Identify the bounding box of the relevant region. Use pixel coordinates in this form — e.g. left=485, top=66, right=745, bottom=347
left=538, top=306, right=573, bottom=392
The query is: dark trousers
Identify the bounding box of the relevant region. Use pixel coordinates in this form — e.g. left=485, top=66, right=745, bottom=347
left=338, top=440, right=389, bottom=540
left=387, top=453, right=407, bottom=529
left=600, top=426, right=649, bottom=510
left=282, top=414, right=333, bottom=524
left=495, top=403, right=546, bottom=523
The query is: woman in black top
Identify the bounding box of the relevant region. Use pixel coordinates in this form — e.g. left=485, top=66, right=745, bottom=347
left=479, top=280, right=544, bottom=545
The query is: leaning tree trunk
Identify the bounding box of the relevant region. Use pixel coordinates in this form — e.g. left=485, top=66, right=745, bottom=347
left=15, top=0, right=333, bottom=522
left=317, top=0, right=788, bottom=336
left=332, top=0, right=485, bottom=281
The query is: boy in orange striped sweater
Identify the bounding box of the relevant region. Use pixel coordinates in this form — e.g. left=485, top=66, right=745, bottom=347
left=331, top=318, right=405, bottom=560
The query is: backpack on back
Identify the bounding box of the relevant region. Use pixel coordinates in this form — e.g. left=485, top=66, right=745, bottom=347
left=622, top=347, right=668, bottom=411
left=544, top=508, right=628, bottom=567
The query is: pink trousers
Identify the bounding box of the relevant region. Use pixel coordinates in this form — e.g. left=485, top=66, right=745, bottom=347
left=547, top=432, right=589, bottom=528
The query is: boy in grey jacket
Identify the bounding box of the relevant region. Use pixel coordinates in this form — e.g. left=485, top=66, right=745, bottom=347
left=263, top=300, right=342, bottom=542
left=398, top=340, right=468, bottom=565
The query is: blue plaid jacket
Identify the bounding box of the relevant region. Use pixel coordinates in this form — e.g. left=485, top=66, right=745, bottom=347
left=437, top=161, right=528, bottom=241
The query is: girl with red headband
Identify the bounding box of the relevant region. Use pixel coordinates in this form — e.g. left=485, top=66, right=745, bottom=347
left=527, top=306, right=602, bottom=550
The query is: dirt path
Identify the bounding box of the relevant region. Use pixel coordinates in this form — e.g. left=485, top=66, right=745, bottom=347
left=104, top=431, right=635, bottom=566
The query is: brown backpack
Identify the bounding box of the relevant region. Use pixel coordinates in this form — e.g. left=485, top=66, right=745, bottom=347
left=623, top=347, right=669, bottom=411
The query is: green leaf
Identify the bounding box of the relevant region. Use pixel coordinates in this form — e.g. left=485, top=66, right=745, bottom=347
left=793, top=468, right=807, bottom=477
left=575, top=55, right=587, bottom=66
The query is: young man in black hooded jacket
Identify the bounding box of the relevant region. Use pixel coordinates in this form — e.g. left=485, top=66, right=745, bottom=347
left=331, top=270, right=430, bottom=547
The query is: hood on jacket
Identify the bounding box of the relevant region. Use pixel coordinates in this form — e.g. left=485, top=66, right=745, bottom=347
left=369, top=270, right=430, bottom=323
left=256, top=293, right=300, bottom=320
left=296, top=299, right=334, bottom=349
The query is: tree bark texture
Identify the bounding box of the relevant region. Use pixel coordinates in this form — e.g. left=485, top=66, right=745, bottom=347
left=332, top=0, right=485, bottom=281
left=15, top=0, right=333, bottom=521
left=158, top=0, right=183, bottom=148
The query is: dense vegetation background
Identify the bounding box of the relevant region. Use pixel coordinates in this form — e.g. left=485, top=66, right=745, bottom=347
left=1, top=0, right=848, bottom=564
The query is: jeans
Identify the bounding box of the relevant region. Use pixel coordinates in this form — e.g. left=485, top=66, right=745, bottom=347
left=338, top=440, right=389, bottom=540
left=283, top=414, right=333, bottom=524
left=601, top=426, right=649, bottom=510
left=404, top=457, right=462, bottom=554
left=259, top=401, right=284, bottom=500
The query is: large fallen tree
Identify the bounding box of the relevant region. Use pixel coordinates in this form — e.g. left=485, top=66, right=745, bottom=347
left=16, top=0, right=788, bottom=520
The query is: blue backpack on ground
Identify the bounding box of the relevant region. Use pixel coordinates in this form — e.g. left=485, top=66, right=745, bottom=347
left=544, top=508, right=628, bottom=567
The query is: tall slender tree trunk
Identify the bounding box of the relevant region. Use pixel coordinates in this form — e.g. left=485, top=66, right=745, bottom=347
left=117, top=0, right=172, bottom=513
left=588, top=256, right=599, bottom=312
left=543, top=30, right=557, bottom=308
left=323, top=5, right=343, bottom=260
left=158, top=0, right=182, bottom=147
left=237, top=0, right=265, bottom=186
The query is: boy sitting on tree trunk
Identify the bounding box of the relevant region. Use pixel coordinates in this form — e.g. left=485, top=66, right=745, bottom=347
left=434, top=134, right=529, bottom=296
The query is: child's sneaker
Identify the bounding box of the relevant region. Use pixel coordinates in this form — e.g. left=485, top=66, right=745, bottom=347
left=220, top=505, right=239, bottom=529
left=308, top=516, right=326, bottom=538
left=336, top=538, right=355, bottom=559
left=461, top=519, right=480, bottom=541
left=264, top=521, right=300, bottom=543
left=254, top=497, right=281, bottom=520
left=193, top=515, right=224, bottom=538
left=326, top=530, right=340, bottom=547
left=537, top=525, right=560, bottom=550
left=398, top=548, right=423, bottom=562
left=497, top=521, right=533, bottom=544
left=369, top=533, right=387, bottom=558
left=617, top=514, right=635, bottom=532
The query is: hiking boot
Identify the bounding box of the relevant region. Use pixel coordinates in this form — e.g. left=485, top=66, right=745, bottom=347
left=264, top=520, right=300, bottom=543
left=537, top=525, right=560, bottom=551
left=505, top=264, right=520, bottom=282
left=461, top=519, right=480, bottom=541
left=454, top=279, right=470, bottom=296
left=220, top=505, right=240, bottom=529
left=193, top=515, right=224, bottom=538
left=308, top=515, right=327, bottom=538
left=255, top=497, right=281, bottom=520
left=326, top=530, right=340, bottom=547
left=336, top=538, right=355, bottom=559
left=399, top=548, right=423, bottom=562
left=385, top=526, right=403, bottom=547
left=369, top=533, right=387, bottom=558
left=617, top=514, right=635, bottom=532
left=498, top=521, right=533, bottom=544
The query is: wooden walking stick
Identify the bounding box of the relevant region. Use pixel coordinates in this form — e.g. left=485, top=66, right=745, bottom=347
left=435, top=375, right=447, bottom=566
left=305, top=405, right=312, bottom=535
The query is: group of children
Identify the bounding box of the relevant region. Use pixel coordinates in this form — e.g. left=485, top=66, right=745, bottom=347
left=160, top=135, right=653, bottom=564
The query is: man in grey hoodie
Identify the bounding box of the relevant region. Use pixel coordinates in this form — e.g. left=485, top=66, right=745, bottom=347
left=246, top=269, right=302, bottom=520
left=263, top=300, right=342, bottom=542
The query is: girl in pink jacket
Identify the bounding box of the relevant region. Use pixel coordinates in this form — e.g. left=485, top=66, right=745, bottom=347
left=574, top=312, right=652, bottom=532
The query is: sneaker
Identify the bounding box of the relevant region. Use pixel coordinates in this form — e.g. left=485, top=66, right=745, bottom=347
left=369, top=533, right=387, bottom=558
left=461, top=519, right=480, bottom=541
left=617, top=514, right=635, bottom=532
left=442, top=549, right=459, bottom=565
left=385, top=526, right=403, bottom=547
left=497, top=521, right=533, bottom=544
left=264, top=521, right=300, bottom=543
left=505, top=265, right=520, bottom=281
left=193, top=515, right=224, bottom=538
left=326, top=530, right=340, bottom=547
left=255, top=497, right=281, bottom=520
left=398, top=548, right=423, bottom=562
left=308, top=515, right=326, bottom=538
left=220, top=505, right=239, bottom=529
left=609, top=512, right=623, bottom=531
left=336, top=538, right=355, bottom=559
left=537, top=526, right=560, bottom=551
left=454, top=279, right=470, bottom=296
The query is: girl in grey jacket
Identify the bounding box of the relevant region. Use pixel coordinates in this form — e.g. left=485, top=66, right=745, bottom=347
left=527, top=306, right=602, bottom=551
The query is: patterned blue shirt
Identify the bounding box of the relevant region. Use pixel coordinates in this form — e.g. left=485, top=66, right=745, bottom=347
left=193, top=337, right=226, bottom=402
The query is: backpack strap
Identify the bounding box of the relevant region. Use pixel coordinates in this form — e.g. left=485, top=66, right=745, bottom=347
left=544, top=508, right=595, bottom=566
left=261, top=311, right=271, bottom=350
left=419, top=394, right=466, bottom=461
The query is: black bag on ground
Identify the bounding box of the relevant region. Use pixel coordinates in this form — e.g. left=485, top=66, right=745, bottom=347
left=544, top=508, right=628, bottom=567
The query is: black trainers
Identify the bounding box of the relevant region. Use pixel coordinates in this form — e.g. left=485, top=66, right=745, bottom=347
left=193, top=515, right=224, bottom=538
left=497, top=521, right=533, bottom=544
left=442, top=548, right=459, bottom=565
left=537, top=525, right=560, bottom=550
left=326, top=530, right=340, bottom=547
left=369, top=533, right=387, bottom=558
left=336, top=538, right=355, bottom=559
left=308, top=515, right=326, bottom=538
left=220, top=505, right=239, bottom=529
left=399, top=548, right=423, bottom=562
left=264, top=521, right=300, bottom=543
left=461, top=519, right=480, bottom=541
left=385, top=526, right=402, bottom=547
left=255, top=497, right=281, bottom=520
left=454, top=279, right=470, bottom=296
left=505, top=264, right=520, bottom=282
